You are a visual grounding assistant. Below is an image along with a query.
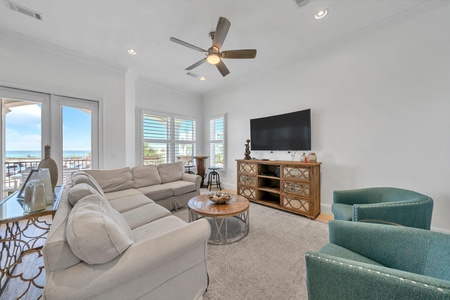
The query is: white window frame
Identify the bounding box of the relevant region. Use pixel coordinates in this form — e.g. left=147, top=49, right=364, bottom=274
left=139, top=110, right=196, bottom=165
left=209, top=114, right=226, bottom=168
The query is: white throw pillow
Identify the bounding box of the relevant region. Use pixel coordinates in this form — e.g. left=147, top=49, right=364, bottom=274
left=68, top=183, right=99, bottom=206
left=66, top=194, right=134, bottom=264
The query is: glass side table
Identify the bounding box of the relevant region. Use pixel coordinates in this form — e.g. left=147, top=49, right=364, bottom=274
left=0, top=185, right=64, bottom=299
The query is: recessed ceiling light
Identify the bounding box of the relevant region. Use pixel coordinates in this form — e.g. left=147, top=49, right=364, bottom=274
left=127, top=49, right=137, bottom=55
left=314, top=9, right=328, bottom=20
left=199, top=77, right=206, bottom=81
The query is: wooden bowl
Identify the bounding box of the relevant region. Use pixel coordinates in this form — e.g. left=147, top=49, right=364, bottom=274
left=207, top=192, right=231, bottom=204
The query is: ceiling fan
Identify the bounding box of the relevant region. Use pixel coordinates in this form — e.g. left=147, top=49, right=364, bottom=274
left=170, top=17, right=257, bottom=77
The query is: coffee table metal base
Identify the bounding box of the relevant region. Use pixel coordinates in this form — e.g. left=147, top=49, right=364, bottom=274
left=189, top=209, right=249, bottom=245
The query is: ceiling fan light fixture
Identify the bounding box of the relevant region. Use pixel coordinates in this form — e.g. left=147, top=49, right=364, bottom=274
left=127, top=49, right=137, bottom=55
left=315, top=9, right=328, bottom=19
left=207, top=53, right=221, bottom=65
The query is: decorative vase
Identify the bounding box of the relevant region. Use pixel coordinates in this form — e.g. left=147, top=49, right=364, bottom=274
left=39, top=168, right=54, bottom=204
left=38, top=145, right=58, bottom=190
left=23, top=180, right=47, bottom=213
left=307, top=152, right=317, bottom=163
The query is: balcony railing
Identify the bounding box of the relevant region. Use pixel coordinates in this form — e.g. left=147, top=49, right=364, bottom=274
left=2, top=159, right=91, bottom=197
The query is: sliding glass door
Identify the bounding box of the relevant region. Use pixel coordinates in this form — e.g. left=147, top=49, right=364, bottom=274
left=1, top=87, right=100, bottom=197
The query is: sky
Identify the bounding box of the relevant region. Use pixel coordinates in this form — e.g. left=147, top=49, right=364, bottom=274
left=5, top=103, right=91, bottom=151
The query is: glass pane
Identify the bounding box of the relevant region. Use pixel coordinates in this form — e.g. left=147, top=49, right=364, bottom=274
left=143, top=142, right=167, bottom=165
left=209, top=142, right=224, bottom=167
left=3, top=101, right=42, bottom=197
left=62, top=106, right=92, bottom=183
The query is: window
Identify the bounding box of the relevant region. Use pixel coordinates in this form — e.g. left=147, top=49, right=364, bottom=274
left=209, top=115, right=225, bottom=168
left=141, top=111, right=196, bottom=165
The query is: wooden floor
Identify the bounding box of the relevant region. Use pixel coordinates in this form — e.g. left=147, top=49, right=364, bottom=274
left=1, top=189, right=333, bottom=300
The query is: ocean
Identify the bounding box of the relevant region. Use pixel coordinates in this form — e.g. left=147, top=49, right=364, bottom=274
left=6, top=150, right=90, bottom=159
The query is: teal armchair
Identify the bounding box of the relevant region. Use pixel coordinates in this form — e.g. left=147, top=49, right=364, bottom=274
left=332, top=187, right=433, bottom=229
left=306, top=221, right=450, bottom=300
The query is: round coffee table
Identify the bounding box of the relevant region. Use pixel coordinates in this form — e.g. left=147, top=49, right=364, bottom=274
left=188, top=194, right=250, bottom=245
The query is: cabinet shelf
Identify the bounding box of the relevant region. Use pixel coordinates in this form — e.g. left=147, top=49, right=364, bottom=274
left=237, top=159, right=321, bottom=220
left=258, top=187, right=280, bottom=194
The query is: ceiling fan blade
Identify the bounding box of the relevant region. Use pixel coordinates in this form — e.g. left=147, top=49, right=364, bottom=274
left=170, top=37, right=207, bottom=52
left=221, top=49, right=257, bottom=59
left=185, top=58, right=207, bottom=71
left=216, top=60, right=230, bottom=77
left=212, top=17, right=231, bottom=50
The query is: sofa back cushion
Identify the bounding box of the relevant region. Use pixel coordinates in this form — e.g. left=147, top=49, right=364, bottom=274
left=66, top=194, right=134, bottom=264
left=158, top=162, right=184, bottom=183
left=131, top=165, right=161, bottom=188
left=85, top=167, right=134, bottom=193
left=71, top=172, right=105, bottom=197
left=68, top=183, right=100, bottom=206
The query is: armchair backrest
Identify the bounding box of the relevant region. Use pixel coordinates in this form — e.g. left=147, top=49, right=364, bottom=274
left=328, top=220, right=450, bottom=281
left=333, top=187, right=429, bottom=205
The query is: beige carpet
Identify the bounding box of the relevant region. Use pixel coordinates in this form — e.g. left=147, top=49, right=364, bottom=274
left=173, top=202, right=328, bottom=300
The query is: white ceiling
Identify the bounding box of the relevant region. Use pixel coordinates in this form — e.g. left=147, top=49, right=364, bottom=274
left=0, top=0, right=443, bottom=95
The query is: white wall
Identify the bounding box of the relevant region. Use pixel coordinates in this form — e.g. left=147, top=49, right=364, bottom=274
left=202, top=6, right=450, bottom=232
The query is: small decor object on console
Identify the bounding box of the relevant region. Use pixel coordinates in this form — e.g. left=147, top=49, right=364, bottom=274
left=307, top=152, right=317, bottom=163
left=208, top=192, right=232, bottom=204
left=38, top=145, right=58, bottom=190
left=244, top=139, right=251, bottom=160
left=300, top=152, right=308, bottom=163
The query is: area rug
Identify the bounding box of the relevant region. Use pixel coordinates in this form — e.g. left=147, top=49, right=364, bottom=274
left=173, top=202, right=329, bottom=300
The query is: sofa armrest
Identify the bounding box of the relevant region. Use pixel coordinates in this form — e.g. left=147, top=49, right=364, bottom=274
left=44, top=219, right=211, bottom=300
left=353, top=198, right=433, bottom=229
left=305, top=252, right=450, bottom=300
left=182, top=173, right=201, bottom=190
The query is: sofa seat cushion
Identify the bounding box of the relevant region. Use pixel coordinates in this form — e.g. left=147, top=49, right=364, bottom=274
left=132, top=216, right=186, bottom=242
left=108, top=193, right=154, bottom=213
left=332, top=203, right=353, bottom=221
left=85, top=167, right=134, bottom=193
left=137, top=185, right=174, bottom=201
left=68, top=183, right=100, bottom=206
left=157, top=162, right=184, bottom=183
left=319, top=243, right=385, bottom=267
left=105, top=189, right=147, bottom=201
left=66, top=194, right=134, bottom=264
left=122, top=203, right=171, bottom=230
left=132, top=165, right=162, bottom=188
left=162, top=181, right=196, bottom=196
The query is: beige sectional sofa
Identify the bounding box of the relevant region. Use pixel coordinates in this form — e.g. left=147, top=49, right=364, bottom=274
left=42, top=162, right=211, bottom=300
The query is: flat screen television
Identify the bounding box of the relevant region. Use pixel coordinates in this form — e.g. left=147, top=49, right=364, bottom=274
left=250, top=109, right=311, bottom=151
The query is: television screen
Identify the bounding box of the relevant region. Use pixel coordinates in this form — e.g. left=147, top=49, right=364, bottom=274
left=250, top=109, right=311, bottom=151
